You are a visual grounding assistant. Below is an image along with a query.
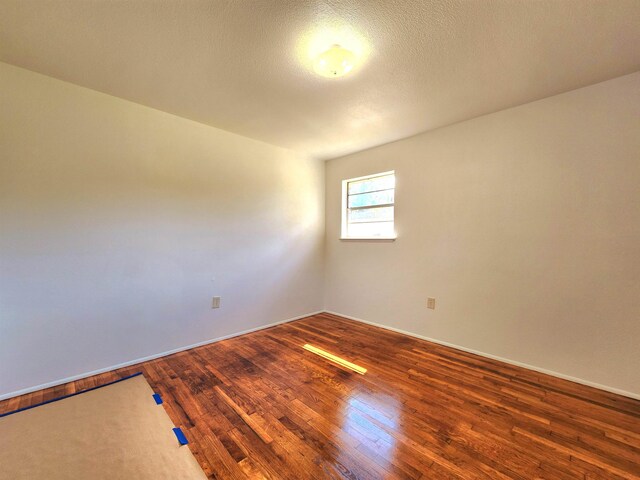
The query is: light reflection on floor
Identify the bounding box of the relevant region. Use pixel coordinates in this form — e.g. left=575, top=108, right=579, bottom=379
left=340, top=390, right=401, bottom=470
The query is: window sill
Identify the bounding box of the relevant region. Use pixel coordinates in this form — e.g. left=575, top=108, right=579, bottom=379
left=340, top=236, right=396, bottom=242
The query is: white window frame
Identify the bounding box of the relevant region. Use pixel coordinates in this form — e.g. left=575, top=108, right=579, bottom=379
left=341, top=170, right=396, bottom=240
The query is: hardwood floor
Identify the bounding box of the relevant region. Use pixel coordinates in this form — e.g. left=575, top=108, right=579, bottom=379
left=1, top=312, right=639, bottom=479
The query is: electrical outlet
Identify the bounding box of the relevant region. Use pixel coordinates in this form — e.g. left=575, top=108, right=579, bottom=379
left=212, top=296, right=221, bottom=309
left=427, top=297, right=436, bottom=309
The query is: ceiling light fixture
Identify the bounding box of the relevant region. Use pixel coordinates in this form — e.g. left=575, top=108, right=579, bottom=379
left=313, top=44, right=356, bottom=78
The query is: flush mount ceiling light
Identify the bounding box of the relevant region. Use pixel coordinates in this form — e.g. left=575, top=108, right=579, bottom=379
left=313, top=44, right=356, bottom=78
left=296, top=21, right=369, bottom=78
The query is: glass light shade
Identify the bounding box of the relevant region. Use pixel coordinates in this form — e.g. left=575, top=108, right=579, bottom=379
left=313, top=44, right=356, bottom=78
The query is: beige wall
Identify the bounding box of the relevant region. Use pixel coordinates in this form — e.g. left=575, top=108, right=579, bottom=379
left=325, top=72, right=640, bottom=397
left=2, top=60, right=638, bottom=400
left=0, top=63, right=324, bottom=398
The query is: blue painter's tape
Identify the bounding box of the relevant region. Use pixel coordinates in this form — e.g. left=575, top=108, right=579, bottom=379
left=152, top=393, right=163, bottom=405
left=0, top=372, right=144, bottom=418
left=173, top=427, right=189, bottom=445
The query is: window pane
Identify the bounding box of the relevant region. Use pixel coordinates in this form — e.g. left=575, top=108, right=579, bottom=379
left=348, top=189, right=394, bottom=208
left=342, top=171, right=395, bottom=239
left=348, top=174, right=395, bottom=195
left=347, top=221, right=394, bottom=238
left=348, top=206, right=393, bottom=223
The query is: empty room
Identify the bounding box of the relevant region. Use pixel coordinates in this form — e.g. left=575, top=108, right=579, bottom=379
left=1, top=1, right=639, bottom=479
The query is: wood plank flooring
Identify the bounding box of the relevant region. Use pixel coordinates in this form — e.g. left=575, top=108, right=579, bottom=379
left=1, top=312, right=639, bottom=479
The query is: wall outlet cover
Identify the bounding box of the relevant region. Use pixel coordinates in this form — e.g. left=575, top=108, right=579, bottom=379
left=212, top=296, right=221, bottom=309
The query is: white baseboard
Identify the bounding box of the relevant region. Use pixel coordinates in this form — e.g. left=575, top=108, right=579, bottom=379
left=0, top=311, right=323, bottom=401
left=323, top=310, right=640, bottom=401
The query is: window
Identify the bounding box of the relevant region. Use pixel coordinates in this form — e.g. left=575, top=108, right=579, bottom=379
left=341, top=171, right=395, bottom=239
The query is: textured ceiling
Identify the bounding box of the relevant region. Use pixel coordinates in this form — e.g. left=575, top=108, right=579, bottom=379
left=1, top=0, right=639, bottom=160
